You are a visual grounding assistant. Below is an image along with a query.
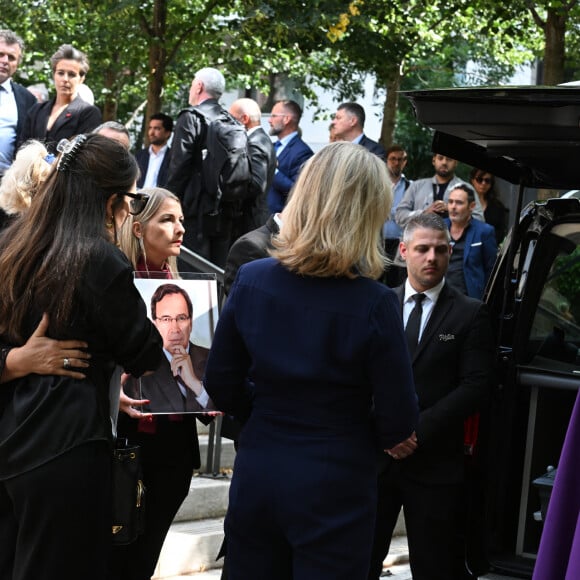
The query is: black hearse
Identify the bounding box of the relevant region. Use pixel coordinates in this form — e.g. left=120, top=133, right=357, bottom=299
left=404, top=87, right=580, bottom=578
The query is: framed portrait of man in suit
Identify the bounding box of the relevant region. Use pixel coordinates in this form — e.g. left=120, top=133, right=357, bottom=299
left=125, top=274, right=219, bottom=414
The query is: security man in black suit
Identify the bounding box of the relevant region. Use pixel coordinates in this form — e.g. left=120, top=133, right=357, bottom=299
left=369, top=212, right=495, bottom=580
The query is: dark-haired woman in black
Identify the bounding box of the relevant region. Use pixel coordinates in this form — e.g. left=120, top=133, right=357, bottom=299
left=0, top=134, right=162, bottom=580
left=469, top=167, right=509, bottom=245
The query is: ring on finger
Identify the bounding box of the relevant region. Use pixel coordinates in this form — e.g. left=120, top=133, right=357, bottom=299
left=63, top=357, right=71, bottom=370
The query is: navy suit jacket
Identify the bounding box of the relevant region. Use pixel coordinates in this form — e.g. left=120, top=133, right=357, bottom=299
left=444, top=217, right=497, bottom=299
left=19, top=95, right=102, bottom=152
left=205, top=257, right=418, bottom=449
left=135, top=146, right=172, bottom=188
left=359, top=134, right=386, bottom=160
left=392, top=282, right=494, bottom=484
left=266, top=134, right=313, bottom=213
left=11, top=81, right=37, bottom=153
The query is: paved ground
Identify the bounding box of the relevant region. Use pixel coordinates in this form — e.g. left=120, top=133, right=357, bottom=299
left=160, top=533, right=519, bottom=579
left=163, top=564, right=517, bottom=579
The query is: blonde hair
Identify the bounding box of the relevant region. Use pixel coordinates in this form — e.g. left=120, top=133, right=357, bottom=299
left=0, top=140, right=53, bottom=216
left=272, top=142, right=392, bottom=279
left=118, top=187, right=182, bottom=277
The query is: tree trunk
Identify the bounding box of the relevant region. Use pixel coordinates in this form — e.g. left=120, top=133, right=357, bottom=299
left=144, top=0, right=168, bottom=144
left=379, top=66, right=402, bottom=149
left=543, top=8, right=567, bottom=85
left=102, top=68, right=117, bottom=121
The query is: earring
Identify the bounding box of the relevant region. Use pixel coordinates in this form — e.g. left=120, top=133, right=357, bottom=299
left=106, top=216, right=114, bottom=229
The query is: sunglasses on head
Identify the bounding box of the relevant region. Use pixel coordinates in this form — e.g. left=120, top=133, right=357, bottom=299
left=475, top=176, right=492, bottom=185
left=120, top=192, right=150, bottom=215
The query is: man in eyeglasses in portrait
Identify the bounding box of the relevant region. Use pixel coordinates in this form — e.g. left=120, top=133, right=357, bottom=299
left=142, top=283, right=212, bottom=413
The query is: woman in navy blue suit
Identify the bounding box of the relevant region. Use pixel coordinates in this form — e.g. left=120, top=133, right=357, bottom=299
left=204, top=142, right=419, bottom=580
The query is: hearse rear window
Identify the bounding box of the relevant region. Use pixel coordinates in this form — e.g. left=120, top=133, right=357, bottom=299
left=528, top=225, right=580, bottom=367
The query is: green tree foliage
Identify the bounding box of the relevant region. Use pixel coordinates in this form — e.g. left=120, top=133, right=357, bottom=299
left=4, top=0, right=580, bottom=156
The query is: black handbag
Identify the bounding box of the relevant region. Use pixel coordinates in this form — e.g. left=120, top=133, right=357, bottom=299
left=111, top=437, right=146, bottom=545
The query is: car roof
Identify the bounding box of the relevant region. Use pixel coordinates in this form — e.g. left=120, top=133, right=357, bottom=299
left=403, top=87, right=580, bottom=189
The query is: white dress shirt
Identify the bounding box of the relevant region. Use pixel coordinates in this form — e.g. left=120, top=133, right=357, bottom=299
left=403, top=278, right=445, bottom=341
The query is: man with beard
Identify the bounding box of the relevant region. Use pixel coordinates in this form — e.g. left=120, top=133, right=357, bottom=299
left=136, top=112, right=173, bottom=188
left=266, top=99, right=313, bottom=214
left=395, top=153, right=484, bottom=229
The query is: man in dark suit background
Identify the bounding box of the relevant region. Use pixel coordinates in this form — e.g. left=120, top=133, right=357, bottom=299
left=229, top=98, right=276, bottom=237
left=0, top=30, right=36, bottom=178
left=266, top=99, right=313, bottom=214
left=135, top=112, right=173, bottom=188
left=368, top=212, right=495, bottom=580
left=330, top=101, right=386, bottom=160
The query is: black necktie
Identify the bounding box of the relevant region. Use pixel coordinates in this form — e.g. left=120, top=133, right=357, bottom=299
left=405, top=293, right=426, bottom=355
left=433, top=182, right=446, bottom=201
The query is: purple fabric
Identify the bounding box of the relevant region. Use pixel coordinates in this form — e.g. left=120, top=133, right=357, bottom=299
left=533, top=391, right=580, bottom=580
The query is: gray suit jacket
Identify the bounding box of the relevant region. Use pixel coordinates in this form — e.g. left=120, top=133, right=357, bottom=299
left=395, top=175, right=484, bottom=227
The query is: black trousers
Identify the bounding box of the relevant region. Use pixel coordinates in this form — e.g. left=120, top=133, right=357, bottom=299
left=368, top=463, right=467, bottom=580
left=0, top=441, right=111, bottom=580
left=109, top=418, right=197, bottom=580
left=181, top=206, right=241, bottom=270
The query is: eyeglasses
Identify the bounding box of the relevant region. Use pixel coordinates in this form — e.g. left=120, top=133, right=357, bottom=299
left=121, top=192, right=150, bottom=215
left=155, top=315, right=191, bottom=326
left=474, top=176, right=492, bottom=185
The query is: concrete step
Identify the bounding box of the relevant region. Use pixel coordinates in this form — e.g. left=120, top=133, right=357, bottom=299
left=156, top=533, right=410, bottom=579
left=174, top=475, right=231, bottom=522
left=153, top=517, right=225, bottom=579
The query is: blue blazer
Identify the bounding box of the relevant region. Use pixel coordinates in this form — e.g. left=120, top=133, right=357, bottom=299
left=266, top=134, right=313, bottom=213
left=444, top=217, right=497, bottom=299
left=359, top=134, right=386, bottom=160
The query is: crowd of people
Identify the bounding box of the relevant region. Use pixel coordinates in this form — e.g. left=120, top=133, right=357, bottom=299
left=0, top=26, right=511, bottom=580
